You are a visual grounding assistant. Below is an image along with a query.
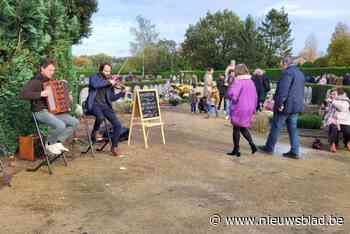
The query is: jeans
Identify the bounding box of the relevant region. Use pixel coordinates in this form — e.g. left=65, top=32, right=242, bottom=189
left=264, top=113, right=300, bottom=155
left=208, top=105, right=218, bottom=117
left=34, top=109, right=79, bottom=144
left=91, top=104, right=122, bottom=147
left=225, top=98, right=231, bottom=115
left=190, top=103, right=197, bottom=113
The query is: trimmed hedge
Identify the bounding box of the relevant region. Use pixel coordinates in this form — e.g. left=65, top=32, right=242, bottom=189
left=264, top=67, right=350, bottom=82
left=297, top=114, right=322, bottom=129
left=76, top=67, right=350, bottom=83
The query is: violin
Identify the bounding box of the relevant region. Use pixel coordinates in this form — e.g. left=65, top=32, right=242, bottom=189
left=109, top=75, right=126, bottom=90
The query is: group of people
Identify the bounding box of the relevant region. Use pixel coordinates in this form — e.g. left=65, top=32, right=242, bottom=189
left=189, top=62, right=272, bottom=118
left=306, top=73, right=350, bottom=86
left=194, top=57, right=306, bottom=159
left=21, top=56, right=349, bottom=161
left=21, top=58, right=126, bottom=157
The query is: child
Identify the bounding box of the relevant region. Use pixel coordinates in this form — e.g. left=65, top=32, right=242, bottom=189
left=206, top=85, right=220, bottom=118
left=263, top=93, right=274, bottom=112
left=323, top=89, right=341, bottom=152
left=198, top=96, right=208, bottom=113
left=189, top=89, right=198, bottom=113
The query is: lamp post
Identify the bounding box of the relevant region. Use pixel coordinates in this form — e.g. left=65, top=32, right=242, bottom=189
left=142, top=50, right=145, bottom=79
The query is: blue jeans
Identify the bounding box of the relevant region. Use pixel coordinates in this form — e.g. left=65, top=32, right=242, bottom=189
left=190, top=103, right=197, bottom=113
left=208, top=105, right=218, bottom=117
left=34, top=109, right=79, bottom=144
left=264, top=113, right=300, bottom=155
left=225, top=98, right=230, bottom=115
left=91, top=104, right=122, bottom=147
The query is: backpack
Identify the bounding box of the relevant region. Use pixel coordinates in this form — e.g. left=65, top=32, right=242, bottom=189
left=312, top=138, right=323, bottom=150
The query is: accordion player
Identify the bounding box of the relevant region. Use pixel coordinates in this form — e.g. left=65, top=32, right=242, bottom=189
left=43, top=80, right=71, bottom=114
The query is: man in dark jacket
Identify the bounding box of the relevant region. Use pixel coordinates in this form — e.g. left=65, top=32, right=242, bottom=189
left=343, top=73, right=350, bottom=86
left=259, top=56, right=305, bottom=159
left=86, top=63, right=125, bottom=156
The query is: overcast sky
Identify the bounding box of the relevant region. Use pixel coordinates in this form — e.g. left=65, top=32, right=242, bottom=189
left=72, top=0, right=350, bottom=58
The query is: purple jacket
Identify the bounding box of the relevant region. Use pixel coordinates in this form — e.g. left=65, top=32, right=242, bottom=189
left=227, top=75, right=257, bottom=127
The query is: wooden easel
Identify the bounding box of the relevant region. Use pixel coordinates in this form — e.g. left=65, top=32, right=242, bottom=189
left=128, top=89, right=165, bottom=148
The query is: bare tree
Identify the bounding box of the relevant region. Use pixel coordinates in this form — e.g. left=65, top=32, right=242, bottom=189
left=299, top=34, right=319, bottom=62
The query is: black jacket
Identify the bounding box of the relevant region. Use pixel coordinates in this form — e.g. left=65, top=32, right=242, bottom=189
left=217, top=79, right=227, bottom=96
left=252, top=75, right=271, bottom=102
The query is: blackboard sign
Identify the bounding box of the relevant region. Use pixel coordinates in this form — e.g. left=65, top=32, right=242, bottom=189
left=138, top=90, right=160, bottom=119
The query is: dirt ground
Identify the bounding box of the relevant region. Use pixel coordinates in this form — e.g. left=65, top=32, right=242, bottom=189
left=0, top=108, right=350, bottom=234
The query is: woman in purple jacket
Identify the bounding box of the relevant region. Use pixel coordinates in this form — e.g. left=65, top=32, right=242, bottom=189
left=227, top=64, right=257, bottom=157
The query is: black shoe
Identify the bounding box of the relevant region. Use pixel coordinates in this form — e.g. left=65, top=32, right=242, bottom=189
left=258, top=146, right=273, bottom=155
left=227, top=149, right=241, bottom=157
left=251, top=144, right=257, bottom=154
left=282, top=151, right=299, bottom=159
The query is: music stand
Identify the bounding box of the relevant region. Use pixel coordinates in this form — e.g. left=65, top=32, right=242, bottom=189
left=26, top=113, right=68, bottom=175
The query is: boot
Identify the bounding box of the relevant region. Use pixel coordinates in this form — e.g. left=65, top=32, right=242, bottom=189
left=111, top=146, right=119, bottom=157
left=227, top=148, right=240, bottom=157
left=250, top=143, right=257, bottom=154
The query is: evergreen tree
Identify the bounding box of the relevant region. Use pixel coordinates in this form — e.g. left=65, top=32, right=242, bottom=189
left=239, top=15, right=267, bottom=68
left=259, top=8, right=293, bottom=67
left=0, top=0, right=97, bottom=154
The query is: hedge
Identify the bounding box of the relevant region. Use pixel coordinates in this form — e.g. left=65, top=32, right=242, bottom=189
left=266, top=67, right=350, bottom=82
left=297, top=114, right=322, bottom=129
left=76, top=67, right=350, bottom=83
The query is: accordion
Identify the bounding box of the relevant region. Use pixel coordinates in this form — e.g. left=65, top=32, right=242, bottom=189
left=43, top=80, right=71, bottom=114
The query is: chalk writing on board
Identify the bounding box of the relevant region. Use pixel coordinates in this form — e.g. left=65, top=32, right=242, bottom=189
left=139, top=90, right=159, bottom=119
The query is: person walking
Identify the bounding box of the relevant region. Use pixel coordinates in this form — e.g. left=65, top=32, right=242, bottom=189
left=258, top=56, right=305, bottom=159
left=224, top=69, right=235, bottom=119
left=252, top=68, right=271, bottom=111
left=226, top=64, right=257, bottom=157
left=203, top=67, right=214, bottom=98
left=217, top=74, right=227, bottom=111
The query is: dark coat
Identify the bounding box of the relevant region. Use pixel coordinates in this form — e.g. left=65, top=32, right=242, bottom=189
left=252, top=74, right=271, bottom=102
left=20, top=74, right=49, bottom=112
left=86, top=73, right=125, bottom=113
left=343, top=74, right=350, bottom=86
left=273, top=65, right=305, bottom=114
left=217, top=79, right=227, bottom=96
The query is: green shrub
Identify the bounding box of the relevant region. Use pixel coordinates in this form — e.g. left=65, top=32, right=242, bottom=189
left=297, top=114, right=322, bottom=129
left=169, top=99, right=180, bottom=106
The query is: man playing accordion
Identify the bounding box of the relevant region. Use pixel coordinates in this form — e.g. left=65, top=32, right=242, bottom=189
left=20, top=58, right=79, bottom=155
